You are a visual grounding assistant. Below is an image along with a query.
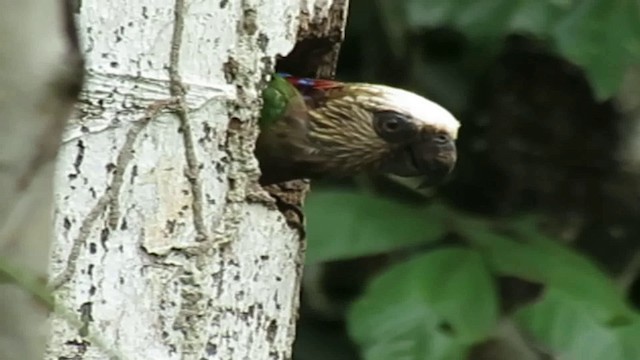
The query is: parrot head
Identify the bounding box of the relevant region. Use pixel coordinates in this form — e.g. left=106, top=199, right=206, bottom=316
left=301, top=81, right=459, bottom=184
left=257, top=74, right=460, bottom=185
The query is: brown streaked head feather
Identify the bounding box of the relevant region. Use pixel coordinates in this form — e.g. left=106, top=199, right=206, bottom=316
left=256, top=81, right=460, bottom=185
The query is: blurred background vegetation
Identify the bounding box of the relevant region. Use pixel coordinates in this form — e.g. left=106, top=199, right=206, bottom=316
left=292, top=0, right=640, bottom=359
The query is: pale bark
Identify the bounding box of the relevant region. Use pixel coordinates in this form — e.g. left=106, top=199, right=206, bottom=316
left=46, top=0, right=346, bottom=359
left=0, top=1, right=82, bottom=360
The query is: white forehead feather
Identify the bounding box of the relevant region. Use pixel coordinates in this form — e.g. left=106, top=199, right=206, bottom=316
left=356, top=84, right=460, bottom=139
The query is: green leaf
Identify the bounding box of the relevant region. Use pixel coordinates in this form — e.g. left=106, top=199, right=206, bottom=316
left=457, top=215, right=633, bottom=321
left=406, top=0, right=457, bottom=29
left=405, top=0, right=640, bottom=99
left=348, top=248, right=499, bottom=360
left=507, top=0, right=567, bottom=34
left=516, top=289, right=640, bottom=360
left=618, top=321, right=640, bottom=359
left=451, top=0, right=520, bottom=40
left=552, top=0, right=640, bottom=99
left=305, top=189, right=448, bottom=264
left=407, top=0, right=533, bottom=40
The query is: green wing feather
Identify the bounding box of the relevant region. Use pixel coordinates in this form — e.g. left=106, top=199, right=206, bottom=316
left=259, top=74, right=301, bottom=129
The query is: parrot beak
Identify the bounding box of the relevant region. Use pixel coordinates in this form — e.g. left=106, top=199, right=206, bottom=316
left=412, top=134, right=457, bottom=187
left=380, top=133, right=457, bottom=186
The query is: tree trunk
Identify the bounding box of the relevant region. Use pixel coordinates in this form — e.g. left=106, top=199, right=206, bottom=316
left=0, top=1, right=83, bottom=360
left=46, top=1, right=348, bottom=359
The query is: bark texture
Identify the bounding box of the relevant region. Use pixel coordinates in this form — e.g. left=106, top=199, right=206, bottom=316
left=0, top=1, right=83, bottom=360
left=46, top=0, right=347, bottom=359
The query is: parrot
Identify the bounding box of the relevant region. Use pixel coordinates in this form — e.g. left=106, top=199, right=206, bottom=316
left=256, top=73, right=460, bottom=186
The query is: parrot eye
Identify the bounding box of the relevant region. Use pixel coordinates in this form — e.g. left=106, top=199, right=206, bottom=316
left=373, top=110, right=417, bottom=143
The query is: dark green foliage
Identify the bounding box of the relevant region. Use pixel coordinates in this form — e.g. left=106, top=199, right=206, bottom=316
left=305, top=190, right=447, bottom=264
left=304, top=190, right=640, bottom=359
left=294, top=1, right=640, bottom=359
left=405, top=0, right=640, bottom=99
left=516, top=290, right=640, bottom=360
left=349, top=248, right=498, bottom=360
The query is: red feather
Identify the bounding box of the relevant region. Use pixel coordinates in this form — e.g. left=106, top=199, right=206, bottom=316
left=278, top=73, right=342, bottom=91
